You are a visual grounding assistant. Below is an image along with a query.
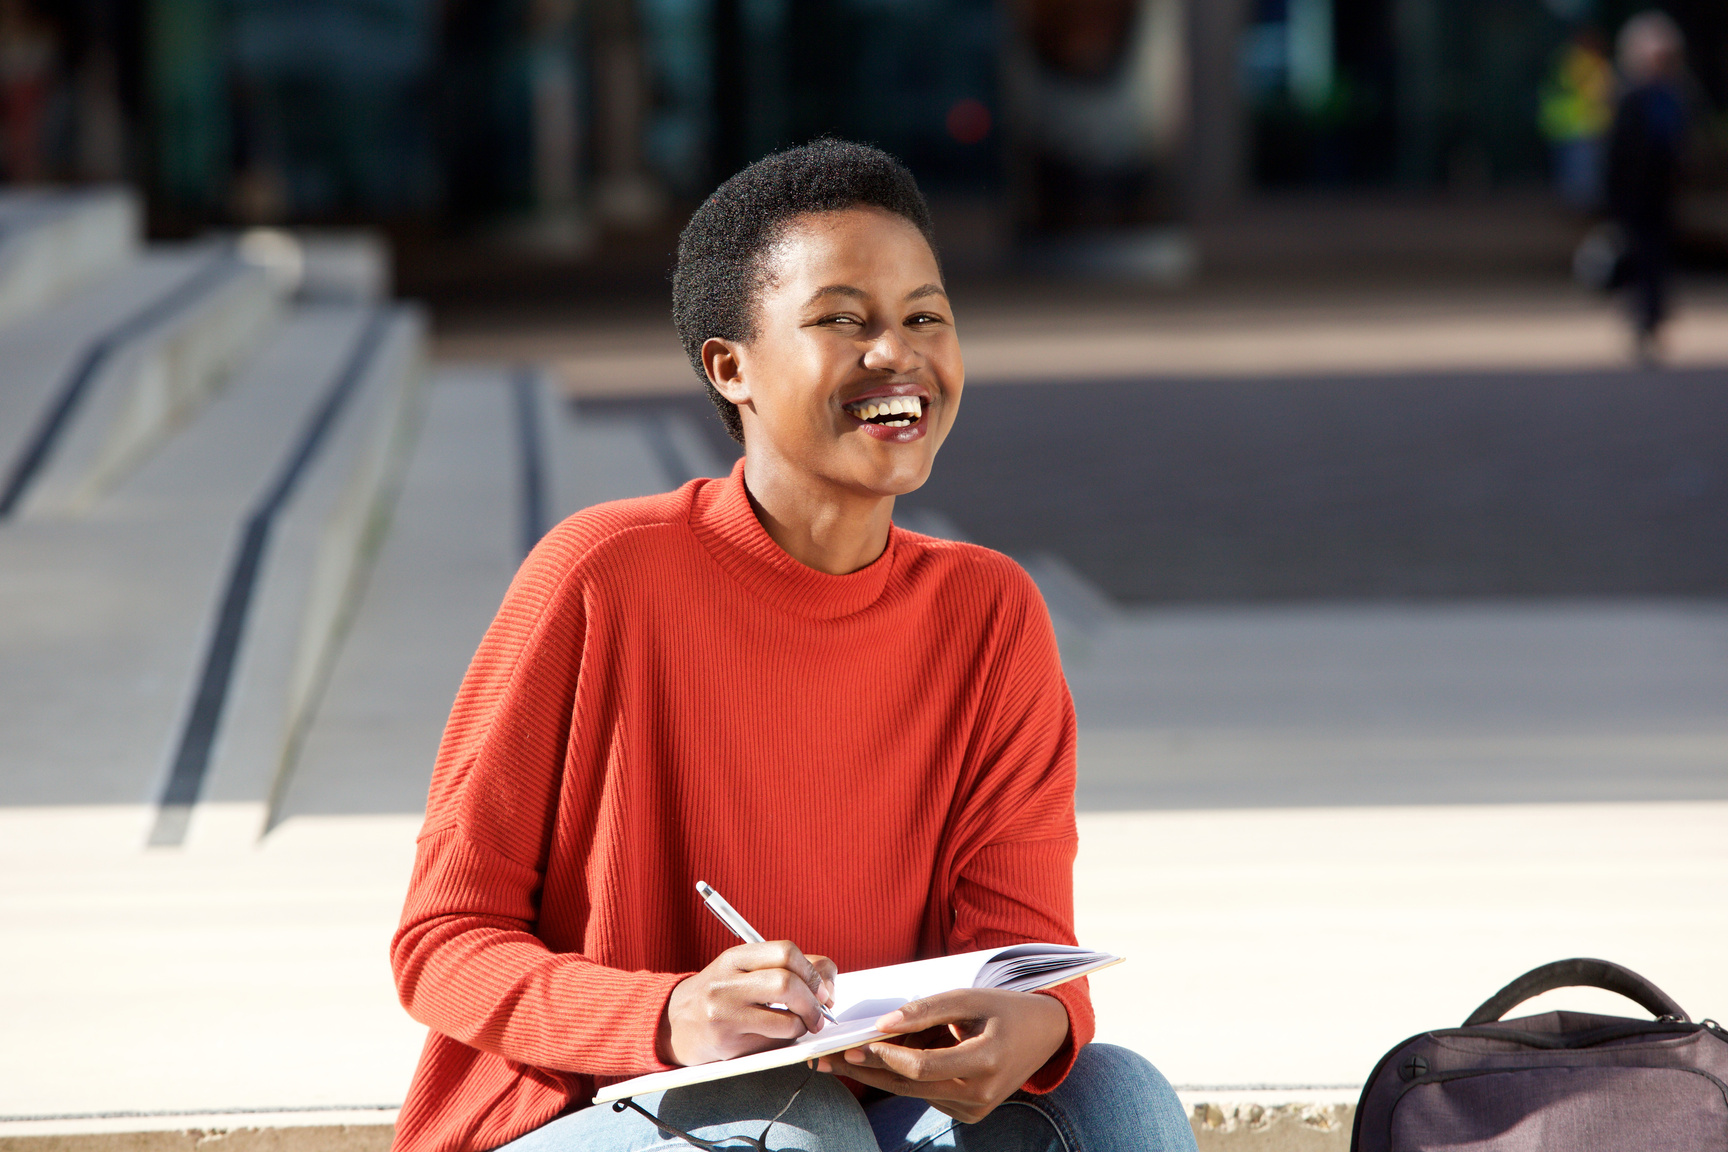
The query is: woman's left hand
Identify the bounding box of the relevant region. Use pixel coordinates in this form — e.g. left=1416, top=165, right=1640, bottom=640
left=813, top=988, right=1070, bottom=1123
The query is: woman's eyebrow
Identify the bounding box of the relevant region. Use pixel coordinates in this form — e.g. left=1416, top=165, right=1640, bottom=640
left=804, top=284, right=866, bottom=305
left=802, top=283, right=948, bottom=306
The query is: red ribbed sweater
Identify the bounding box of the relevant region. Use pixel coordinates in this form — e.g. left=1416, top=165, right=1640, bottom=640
left=390, top=463, right=1091, bottom=1152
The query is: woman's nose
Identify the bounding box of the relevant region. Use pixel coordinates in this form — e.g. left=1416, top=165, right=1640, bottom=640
left=862, top=326, right=917, bottom=372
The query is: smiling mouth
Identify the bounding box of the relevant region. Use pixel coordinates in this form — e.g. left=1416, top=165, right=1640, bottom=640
left=844, top=396, right=924, bottom=427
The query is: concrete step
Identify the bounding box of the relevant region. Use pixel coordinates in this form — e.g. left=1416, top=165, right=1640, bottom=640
left=0, top=246, right=226, bottom=508
left=0, top=227, right=394, bottom=523
left=0, top=303, right=423, bottom=836
left=1063, top=601, right=1728, bottom=811
left=15, top=251, right=289, bottom=518
left=271, top=367, right=527, bottom=824
left=168, top=307, right=425, bottom=848
left=0, top=187, right=139, bottom=330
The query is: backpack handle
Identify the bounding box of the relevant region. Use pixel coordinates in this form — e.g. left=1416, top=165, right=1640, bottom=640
left=1464, top=958, right=1689, bottom=1026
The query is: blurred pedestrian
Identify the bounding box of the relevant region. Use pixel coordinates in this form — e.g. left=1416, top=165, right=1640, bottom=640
left=1008, top=0, right=1162, bottom=234
left=1540, top=28, right=1614, bottom=212
left=0, top=0, right=57, bottom=183
left=1605, top=11, right=1687, bottom=363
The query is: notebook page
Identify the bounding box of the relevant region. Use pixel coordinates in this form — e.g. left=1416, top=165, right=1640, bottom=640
left=975, top=943, right=1112, bottom=990
left=827, top=949, right=999, bottom=1021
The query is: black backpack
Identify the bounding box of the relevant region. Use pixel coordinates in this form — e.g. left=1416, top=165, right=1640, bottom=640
left=1352, top=958, right=1728, bottom=1151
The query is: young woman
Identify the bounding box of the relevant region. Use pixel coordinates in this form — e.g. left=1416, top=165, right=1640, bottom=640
left=390, top=140, right=1193, bottom=1152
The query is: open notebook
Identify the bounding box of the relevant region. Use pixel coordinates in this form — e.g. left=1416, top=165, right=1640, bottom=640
left=592, top=942, right=1121, bottom=1104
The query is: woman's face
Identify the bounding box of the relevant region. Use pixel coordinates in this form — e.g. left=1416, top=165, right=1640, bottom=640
left=706, top=206, right=963, bottom=499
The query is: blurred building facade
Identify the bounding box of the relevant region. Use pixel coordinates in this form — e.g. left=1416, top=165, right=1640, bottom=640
left=1242, top=0, right=1724, bottom=191
left=1, top=1, right=1723, bottom=248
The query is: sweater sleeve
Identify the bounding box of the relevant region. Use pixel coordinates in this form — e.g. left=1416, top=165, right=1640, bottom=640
left=392, top=829, right=684, bottom=1075
left=945, top=563, right=1094, bottom=1093
left=389, top=524, right=683, bottom=1078
left=951, top=840, right=1093, bottom=1094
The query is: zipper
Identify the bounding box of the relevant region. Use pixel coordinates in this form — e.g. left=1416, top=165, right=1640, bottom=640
left=1429, top=1020, right=1703, bottom=1051
left=1393, top=1063, right=1728, bottom=1114
left=1378, top=1064, right=1728, bottom=1150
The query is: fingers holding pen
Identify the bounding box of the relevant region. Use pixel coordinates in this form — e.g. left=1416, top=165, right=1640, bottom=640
left=740, top=940, right=838, bottom=1016
left=755, top=940, right=835, bottom=999
left=664, top=940, right=836, bottom=1066
left=805, top=953, right=839, bottom=1015
left=734, top=942, right=835, bottom=1033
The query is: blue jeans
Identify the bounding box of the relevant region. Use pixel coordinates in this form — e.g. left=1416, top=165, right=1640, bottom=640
left=497, top=1044, right=1196, bottom=1152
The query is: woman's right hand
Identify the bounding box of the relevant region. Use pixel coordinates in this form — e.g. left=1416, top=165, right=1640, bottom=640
left=659, top=940, right=838, bottom=1066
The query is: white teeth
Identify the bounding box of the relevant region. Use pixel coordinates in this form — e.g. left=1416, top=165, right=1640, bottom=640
left=848, top=396, right=925, bottom=424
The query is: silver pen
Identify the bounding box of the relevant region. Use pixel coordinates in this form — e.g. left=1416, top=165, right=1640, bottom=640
left=696, top=880, right=839, bottom=1024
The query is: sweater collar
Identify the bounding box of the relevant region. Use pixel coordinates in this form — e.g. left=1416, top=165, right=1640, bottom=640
left=688, top=460, right=898, bottom=620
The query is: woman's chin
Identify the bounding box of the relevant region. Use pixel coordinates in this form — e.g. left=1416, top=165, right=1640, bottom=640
left=852, top=453, right=935, bottom=498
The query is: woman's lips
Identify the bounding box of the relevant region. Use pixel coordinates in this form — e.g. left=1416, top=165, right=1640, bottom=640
left=842, top=393, right=929, bottom=442
left=856, top=417, right=927, bottom=443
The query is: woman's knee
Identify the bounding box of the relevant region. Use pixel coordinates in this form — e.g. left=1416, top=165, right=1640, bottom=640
left=1045, top=1043, right=1195, bottom=1152
left=1074, top=1043, right=1175, bottom=1091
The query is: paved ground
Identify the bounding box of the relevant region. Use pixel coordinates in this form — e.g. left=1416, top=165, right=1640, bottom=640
left=596, top=366, right=1728, bottom=603
left=0, top=806, right=423, bottom=1120
left=8, top=798, right=1722, bottom=1123
left=1079, top=800, right=1728, bottom=1090
left=0, top=306, right=380, bottom=809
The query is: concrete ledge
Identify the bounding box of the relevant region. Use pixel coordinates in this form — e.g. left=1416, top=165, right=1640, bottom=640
left=1188, top=1103, right=1354, bottom=1151
left=0, top=1102, right=1356, bottom=1152
left=0, top=1109, right=395, bottom=1152
left=24, top=255, right=289, bottom=515
left=265, top=309, right=427, bottom=823
left=189, top=307, right=427, bottom=846
left=0, top=188, right=139, bottom=330
left=0, top=311, right=418, bottom=813
left=0, top=1126, right=390, bottom=1152
left=297, top=231, right=391, bottom=304
left=1179, top=1089, right=1357, bottom=1152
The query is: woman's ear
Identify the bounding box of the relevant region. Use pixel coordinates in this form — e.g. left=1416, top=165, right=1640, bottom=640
left=702, top=338, right=749, bottom=404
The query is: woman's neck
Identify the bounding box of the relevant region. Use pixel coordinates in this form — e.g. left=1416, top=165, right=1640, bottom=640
left=741, top=452, right=894, bottom=576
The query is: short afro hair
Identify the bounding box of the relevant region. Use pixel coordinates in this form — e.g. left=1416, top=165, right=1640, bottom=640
left=672, top=139, right=939, bottom=443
